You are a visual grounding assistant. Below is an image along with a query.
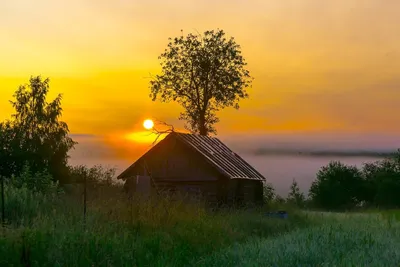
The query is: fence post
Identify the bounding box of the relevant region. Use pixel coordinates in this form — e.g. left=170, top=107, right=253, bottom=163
left=1, top=175, right=5, bottom=230
left=130, top=177, right=133, bottom=225
left=83, top=173, right=87, bottom=229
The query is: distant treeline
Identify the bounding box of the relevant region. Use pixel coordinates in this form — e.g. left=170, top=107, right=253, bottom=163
left=253, top=149, right=396, bottom=158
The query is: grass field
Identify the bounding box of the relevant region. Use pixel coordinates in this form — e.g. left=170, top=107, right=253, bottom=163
left=1, top=184, right=400, bottom=266
left=193, top=211, right=400, bottom=266
left=0, top=184, right=311, bottom=266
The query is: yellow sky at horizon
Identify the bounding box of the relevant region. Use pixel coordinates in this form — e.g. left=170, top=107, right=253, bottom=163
left=1, top=0, right=400, bottom=147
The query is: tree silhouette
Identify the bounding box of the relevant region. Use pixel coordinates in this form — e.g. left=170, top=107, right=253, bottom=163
left=0, top=76, right=76, bottom=183
left=150, top=29, right=253, bottom=135
left=0, top=121, right=15, bottom=177
left=287, top=179, right=305, bottom=207
left=362, top=151, right=400, bottom=208
left=309, top=161, right=365, bottom=210
left=263, top=182, right=276, bottom=203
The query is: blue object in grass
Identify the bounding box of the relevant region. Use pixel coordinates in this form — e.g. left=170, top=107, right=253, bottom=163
left=266, top=210, right=288, bottom=219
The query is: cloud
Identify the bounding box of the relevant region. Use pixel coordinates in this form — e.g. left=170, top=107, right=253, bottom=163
left=68, top=133, right=143, bottom=173
left=68, top=132, right=155, bottom=164
left=221, top=132, right=400, bottom=154
left=68, top=134, right=115, bottom=160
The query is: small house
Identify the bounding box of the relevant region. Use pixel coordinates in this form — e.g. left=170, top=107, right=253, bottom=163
left=117, top=132, right=266, bottom=206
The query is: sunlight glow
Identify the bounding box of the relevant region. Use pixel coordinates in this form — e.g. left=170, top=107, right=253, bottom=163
left=124, top=131, right=155, bottom=143
left=143, top=119, right=154, bottom=130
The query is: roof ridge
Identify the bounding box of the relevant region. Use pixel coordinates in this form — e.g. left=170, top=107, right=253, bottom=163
left=175, top=133, right=265, bottom=181
left=118, top=131, right=265, bottom=181
left=174, top=131, right=219, bottom=140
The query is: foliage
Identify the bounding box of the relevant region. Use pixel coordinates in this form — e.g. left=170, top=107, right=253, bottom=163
left=0, top=166, right=61, bottom=225
left=274, top=195, right=286, bottom=205
left=7, top=164, right=60, bottom=195
left=150, top=29, right=252, bottom=135
left=68, top=164, right=116, bottom=185
left=362, top=150, right=400, bottom=208
left=287, top=179, right=306, bottom=208
left=308, top=151, right=400, bottom=210
left=0, top=76, right=76, bottom=183
left=263, top=182, right=276, bottom=204
left=309, top=161, right=365, bottom=210
left=2, top=183, right=60, bottom=226
left=0, top=121, right=15, bottom=177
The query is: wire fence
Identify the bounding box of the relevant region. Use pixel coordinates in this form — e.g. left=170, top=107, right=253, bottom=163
left=0, top=174, right=119, bottom=230
left=1, top=175, right=5, bottom=233
left=0, top=174, right=209, bottom=233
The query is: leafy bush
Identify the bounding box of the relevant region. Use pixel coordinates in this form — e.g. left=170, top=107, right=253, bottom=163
left=362, top=151, right=400, bottom=208
left=7, top=164, right=60, bottom=194
left=274, top=195, right=286, bottom=205
left=263, top=182, right=276, bottom=205
left=3, top=183, right=58, bottom=225
left=0, top=165, right=61, bottom=225
left=68, top=164, right=116, bottom=185
left=309, top=161, right=365, bottom=210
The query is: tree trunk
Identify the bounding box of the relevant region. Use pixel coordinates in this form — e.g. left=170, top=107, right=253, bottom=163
left=198, top=113, right=207, bottom=136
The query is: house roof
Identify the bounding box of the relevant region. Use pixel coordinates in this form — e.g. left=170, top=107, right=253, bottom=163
left=117, top=131, right=265, bottom=181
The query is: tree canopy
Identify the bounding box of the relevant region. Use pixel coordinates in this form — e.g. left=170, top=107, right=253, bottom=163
left=0, top=76, right=76, bottom=183
left=309, top=161, right=365, bottom=210
left=150, top=29, right=253, bottom=135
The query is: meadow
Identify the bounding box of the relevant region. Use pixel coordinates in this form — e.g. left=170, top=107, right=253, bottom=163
left=1, top=181, right=400, bottom=267
left=0, top=182, right=311, bottom=267
left=195, top=211, right=400, bottom=266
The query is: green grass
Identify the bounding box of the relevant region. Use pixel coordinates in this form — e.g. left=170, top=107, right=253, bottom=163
left=192, top=211, right=400, bottom=266
left=0, top=184, right=311, bottom=267
left=2, top=184, right=400, bottom=266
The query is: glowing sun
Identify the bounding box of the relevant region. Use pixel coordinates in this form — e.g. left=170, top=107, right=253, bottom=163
left=143, top=119, right=154, bottom=130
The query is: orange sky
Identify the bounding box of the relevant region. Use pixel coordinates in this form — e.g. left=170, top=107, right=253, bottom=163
left=1, top=0, right=400, bottom=160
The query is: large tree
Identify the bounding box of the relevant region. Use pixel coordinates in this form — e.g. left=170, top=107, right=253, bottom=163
left=150, top=29, right=253, bottom=135
left=0, top=76, right=76, bottom=183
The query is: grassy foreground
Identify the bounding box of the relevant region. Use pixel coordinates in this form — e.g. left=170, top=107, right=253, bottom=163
left=193, top=211, right=400, bottom=266
left=0, top=184, right=311, bottom=267
left=1, top=184, right=400, bottom=266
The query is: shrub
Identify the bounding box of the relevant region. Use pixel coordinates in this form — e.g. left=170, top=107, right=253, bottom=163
left=362, top=152, right=400, bottom=208
left=274, top=195, right=286, bottom=205
left=68, top=164, right=116, bottom=185
left=0, top=165, right=61, bottom=225
left=2, top=183, right=61, bottom=226
left=287, top=179, right=306, bottom=208
left=309, top=161, right=365, bottom=210
left=7, top=164, right=60, bottom=194
left=263, top=182, right=276, bottom=205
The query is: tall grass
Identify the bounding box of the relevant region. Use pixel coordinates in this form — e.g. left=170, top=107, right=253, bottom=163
left=0, top=183, right=312, bottom=267
left=3, top=183, right=63, bottom=226
left=193, top=212, right=400, bottom=266
left=2, top=182, right=400, bottom=266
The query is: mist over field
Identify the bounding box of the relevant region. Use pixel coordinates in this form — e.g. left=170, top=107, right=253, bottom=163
left=68, top=132, right=398, bottom=196
left=222, top=132, right=400, bottom=155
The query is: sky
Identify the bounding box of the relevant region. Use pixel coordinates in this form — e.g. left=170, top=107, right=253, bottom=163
left=1, top=0, right=400, bottom=165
